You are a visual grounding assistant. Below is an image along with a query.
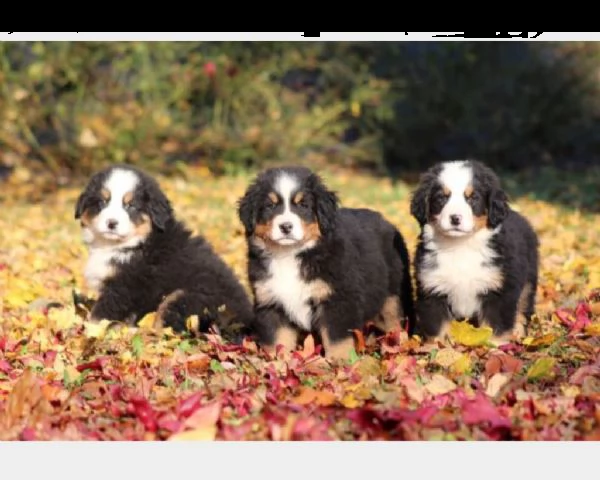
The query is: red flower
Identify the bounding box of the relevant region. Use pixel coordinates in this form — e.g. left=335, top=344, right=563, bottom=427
left=203, top=62, right=217, bottom=78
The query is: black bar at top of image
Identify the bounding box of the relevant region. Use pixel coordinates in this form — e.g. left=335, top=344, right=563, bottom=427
left=302, top=32, right=320, bottom=37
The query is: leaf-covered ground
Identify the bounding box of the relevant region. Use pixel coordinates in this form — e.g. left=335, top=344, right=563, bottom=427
left=1, top=165, right=599, bottom=440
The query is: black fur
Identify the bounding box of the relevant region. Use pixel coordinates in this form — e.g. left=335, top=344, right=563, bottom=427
left=238, top=166, right=416, bottom=355
left=76, top=164, right=254, bottom=340
left=410, top=159, right=539, bottom=339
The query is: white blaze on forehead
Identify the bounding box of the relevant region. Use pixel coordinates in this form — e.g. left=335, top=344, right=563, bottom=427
left=438, top=160, right=473, bottom=195
left=435, top=161, right=476, bottom=235
left=270, top=172, right=305, bottom=244
left=104, top=168, right=140, bottom=201
left=274, top=172, right=299, bottom=210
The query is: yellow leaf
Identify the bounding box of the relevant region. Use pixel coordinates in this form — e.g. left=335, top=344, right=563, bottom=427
left=168, top=426, right=216, bottom=441
left=560, top=385, right=581, bottom=397
left=340, top=394, right=362, bottom=408
left=434, top=348, right=463, bottom=368
left=527, top=357, right=556, bottom=381
left=448, top=320, right=493, bottom=347
left=425, top=374, right=457, bottom=396
left=451, top=354, right=472, bottom=374
left=584, top=323, right=600, bottom=336
left=84, top=320, right=112, bottom=339
left=138, top=312, right=157, bottom=330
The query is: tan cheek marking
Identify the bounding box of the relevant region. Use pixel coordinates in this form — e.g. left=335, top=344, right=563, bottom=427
left=263, top=325, right=299, bottom=355
left=320, top=328, right=355, bottom=361
left=123, top=191, right=134, bottom=206
left=268, top=192, right=279, bottom=204
left=133, top=214, right=152, bottom=238
left=80, top=209, right=94, bottom=227
left=473, top=214, right=489, bottom=231
left=155, top=289, right=186, bottom=330
left=254, top=221, right=274, bottom=241
left=293, top=191, right=304, bottom=204
left=101, top=188, right=111, bottom=201
left=302, top=221, right=321, bottom=242
left=464, top=184, right=474, bottom=198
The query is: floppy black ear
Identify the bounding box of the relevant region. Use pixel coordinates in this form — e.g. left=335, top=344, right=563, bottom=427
left=237, top=183, right=261, bottom=235
left=142, top=180, right=173, bottom=231
left=74, top=192, right=87, bottom=220
left=312, top=177, right=339, bottom=237
left=488, top=188, right=509, bottom=228
left=410, top=170, right=437, bottom=227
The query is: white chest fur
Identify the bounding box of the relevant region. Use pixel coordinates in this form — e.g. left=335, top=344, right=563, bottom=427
left=254, top=252, right=331, bottom=331
left=419, top=225, right=503, bottom=319
left=84, top=246, right=132, bottom=292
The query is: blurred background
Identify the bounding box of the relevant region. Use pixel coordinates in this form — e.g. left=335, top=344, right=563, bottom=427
left=0, top=41, right=598, bottom=211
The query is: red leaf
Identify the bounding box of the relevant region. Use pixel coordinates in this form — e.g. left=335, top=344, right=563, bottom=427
left=20, top=427, right=36, bottom=441
left=177, top=391, right=203, bottom=419
left=43, top=350, right=57, bottom=368
left=461, top=394, right=511, bottom=429
left=127, top=395, right=158, bottom=432
left=0, top=359, right=11, bottom=374
left=76, top=357, right=107, bottom=372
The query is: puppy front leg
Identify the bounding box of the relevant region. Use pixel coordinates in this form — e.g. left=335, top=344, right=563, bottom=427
left=414, top=293, right=452, bottom=342
left=88, top=286, right=140, bottom=325
left=318, top=302, right=360, bottom=362
left=254, top=305, right=299, bottom=356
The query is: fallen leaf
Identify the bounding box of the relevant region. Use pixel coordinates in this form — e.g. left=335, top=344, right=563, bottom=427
left=485, top=373, right=511, bottom=397
left=527, top=357, right=556, bottom=381
left=292, top=387, right=336, bottom=407
left=425, top=374, right=457, bottom=396
left=449, top=320, right=493, bottom=347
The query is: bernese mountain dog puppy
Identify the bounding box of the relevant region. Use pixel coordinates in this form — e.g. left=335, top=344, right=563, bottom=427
left=410, top=159, right=539, bottom=344
left=237, top=166, right=415, bottom=360
left=74, top=164, right=253, bottom=339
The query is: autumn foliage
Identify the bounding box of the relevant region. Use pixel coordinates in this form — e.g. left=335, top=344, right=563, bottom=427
left=0, top=166, right=599, bottom=440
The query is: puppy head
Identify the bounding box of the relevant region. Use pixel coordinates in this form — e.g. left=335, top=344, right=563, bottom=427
left=410, top=159, right=509, bottom=237
left=238, top=166, right=339, bottom=250
left=75, top=165, right=173, bottom=248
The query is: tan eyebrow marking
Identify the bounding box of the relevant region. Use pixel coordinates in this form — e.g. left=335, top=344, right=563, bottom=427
left=464, top=184, right=474, bottom=198
left=100, top=188, right=111, bottom=201
left=268, top=192, right=279, bottom=204
left=442, top=186, right=451, bottom=196
left=293, top=191, right=304, bottom=204
left=123, top=191, right=134, bottom=205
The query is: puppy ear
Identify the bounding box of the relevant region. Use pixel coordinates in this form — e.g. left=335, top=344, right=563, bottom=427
left=488, top=188, right=509, bottom=228
left=237, top=189, right=257, bottom=235
left=74, top=192, right=87, bottom=220
left=313, top=179, right=339, bottom=236
left=410, top=175, right=435, bottom=227
left=143, top=184, right=173, bottom=231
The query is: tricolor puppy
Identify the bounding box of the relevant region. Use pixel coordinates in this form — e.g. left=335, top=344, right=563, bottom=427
left=238, top=166, right=415, bottom=360
left=74, top=164, right=253, bottom=338
left=410, top=159, right=539, bottom=344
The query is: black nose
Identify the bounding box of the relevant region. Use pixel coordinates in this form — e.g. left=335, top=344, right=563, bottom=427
left=107, top=219, right=118, bottom=230
left=450, top=214, right=462, bottom=226
left=279, top=222, right=293, bottom=234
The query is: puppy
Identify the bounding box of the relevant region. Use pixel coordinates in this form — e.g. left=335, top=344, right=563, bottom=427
left=237, top=166, right=415, bottom=360
left=410, top=159, right=539, bottom=344
left=74, top=164, right=253, bottom=339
